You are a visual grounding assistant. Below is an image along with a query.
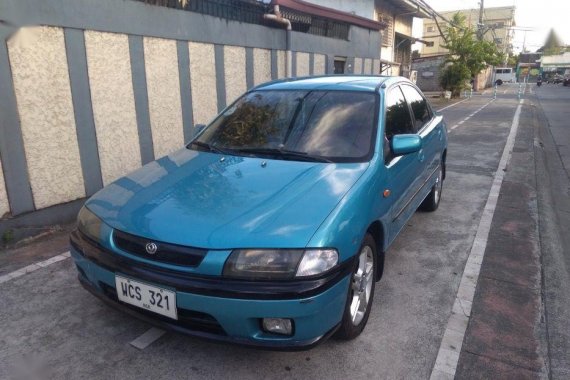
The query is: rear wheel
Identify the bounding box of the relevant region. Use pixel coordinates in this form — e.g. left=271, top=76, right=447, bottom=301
left=495, top=79, right=503, bottom=86
left=420, top=164, right=443, bottom=211
left=335, top=234, right=376, bottom=340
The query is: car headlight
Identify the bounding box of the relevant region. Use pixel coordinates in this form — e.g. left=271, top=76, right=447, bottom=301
left=223, top=249, right=338, bottom=280
left=77, top=206, right=103, bottom=242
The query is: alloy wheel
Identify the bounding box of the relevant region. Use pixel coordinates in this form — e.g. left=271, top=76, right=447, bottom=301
left=350, top=245, right=374, bottom=326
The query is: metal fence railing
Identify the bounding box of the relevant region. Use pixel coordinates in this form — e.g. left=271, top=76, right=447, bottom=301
left=137, top=0, right=270, bottom=26
left=280, top=7, right=350, bottom=40
left=135, top=0, right=350, bottom=40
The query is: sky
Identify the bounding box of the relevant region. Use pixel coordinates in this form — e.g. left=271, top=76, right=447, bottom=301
left=412, top=0, right=570, bottom=53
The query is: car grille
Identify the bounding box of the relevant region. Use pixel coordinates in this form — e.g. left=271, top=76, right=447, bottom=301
left=113, top=230, right=207, bottom=267
left=100, top=282, right=226, bottom=336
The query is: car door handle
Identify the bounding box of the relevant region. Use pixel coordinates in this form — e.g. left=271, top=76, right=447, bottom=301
left=418, top=150, right=425, bottom=162
left=437, top=129, right=442, bottom=140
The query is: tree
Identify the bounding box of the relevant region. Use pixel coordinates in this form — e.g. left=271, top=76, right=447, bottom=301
left=507, top=53, right=519, bottom=68
left=439, top=13, right=504, bottom=96
left=539, top=29, right=564, bottom=55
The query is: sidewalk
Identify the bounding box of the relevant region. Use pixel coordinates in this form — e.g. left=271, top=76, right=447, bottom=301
left=454, top=101, right=548, bottom=378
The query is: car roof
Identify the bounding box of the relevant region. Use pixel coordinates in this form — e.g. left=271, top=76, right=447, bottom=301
left=252, top=75, right=411, bottom=93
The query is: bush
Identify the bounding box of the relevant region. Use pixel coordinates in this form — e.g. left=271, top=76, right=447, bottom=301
left=440, top=63, right=470, bottom=97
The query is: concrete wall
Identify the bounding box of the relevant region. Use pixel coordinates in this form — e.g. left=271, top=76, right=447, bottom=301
left=412, top=55, right=494, bottom=92
left=364, top=58, right=372, bottom=74
left=224, top=45, right=247, bottom=105
left=253, top=48, right=272, bottom=85
left=0, top=0, right=381, bottom=237
left=8, top=27, right=86, bottom=209
left=189, top=42, right=218, bottom=125
left=144, top=37, right=184, bottom=159
left=296, top=52, right=311, bottom=76
left=394, top=15, right=412, bottom=37
left=85, top=31, right=142, bottom=186
left=412, top=55, right=446, bottom=92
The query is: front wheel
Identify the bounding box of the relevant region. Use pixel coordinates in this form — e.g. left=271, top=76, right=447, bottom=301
left=420, top=164, right=443, bottom=211
left=335, top=234, right=376, bottom=340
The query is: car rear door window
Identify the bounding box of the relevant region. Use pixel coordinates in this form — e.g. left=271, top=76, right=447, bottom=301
left=401, top=85, right=432, bottom=131
left=384, top=86, right=414, bottom=163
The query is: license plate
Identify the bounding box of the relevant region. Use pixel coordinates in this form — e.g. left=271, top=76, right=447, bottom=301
left=115, top=275, right=177, bottom=320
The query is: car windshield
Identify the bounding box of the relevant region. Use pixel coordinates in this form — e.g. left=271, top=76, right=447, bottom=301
left=190, top=90, right=377, bottom=163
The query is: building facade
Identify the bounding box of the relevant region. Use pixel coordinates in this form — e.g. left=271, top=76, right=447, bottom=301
left=540, top=52, right=570, bottom=76
left=313, top=0, right=433, bottom=76
left=421, top=6, right=515, bottom=58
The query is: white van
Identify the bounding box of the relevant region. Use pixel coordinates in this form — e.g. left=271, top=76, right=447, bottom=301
left=493, top=67, right=516, bottom=85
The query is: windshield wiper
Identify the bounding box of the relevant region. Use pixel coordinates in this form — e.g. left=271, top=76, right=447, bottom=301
left=234, top=147, right=333, bottom=163
left=189, top=141, right=233, bottom=155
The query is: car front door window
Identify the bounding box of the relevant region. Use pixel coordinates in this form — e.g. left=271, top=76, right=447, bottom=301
left=384, top=86, right=415, bottom=164
left=401, top=85, right=432, bottom=131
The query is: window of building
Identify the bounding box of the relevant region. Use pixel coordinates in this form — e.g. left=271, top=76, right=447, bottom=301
left=334, top=57, right=346, bottom=74
left=494, top=38, right=503, bottom=45
left=427, top=26, right=435, bottom=33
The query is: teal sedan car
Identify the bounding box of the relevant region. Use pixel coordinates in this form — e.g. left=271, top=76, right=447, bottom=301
left=71, top=75, right=447, bottom=349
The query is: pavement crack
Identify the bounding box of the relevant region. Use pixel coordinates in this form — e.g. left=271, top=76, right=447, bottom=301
left=479, top=274, right=541, bottom=291
left=463, top=350, right=544, bottom=374
left=457, top=298, right=470, bottom=318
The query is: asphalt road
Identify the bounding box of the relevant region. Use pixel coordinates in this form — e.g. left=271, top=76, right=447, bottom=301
left=0, top=85, right=539, bottom=380
left=534, top=83, right=570, bottom=379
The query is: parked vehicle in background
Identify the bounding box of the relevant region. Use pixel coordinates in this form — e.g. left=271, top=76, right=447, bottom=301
left=70, top=75, right=448, bottom=349
left=546, top=73, right=564, bottom=84
left=547, top=74, right=564, bottom=84
left=563, top=76, right=570, bottom=87
left=493, top=67, right=516, bottom=85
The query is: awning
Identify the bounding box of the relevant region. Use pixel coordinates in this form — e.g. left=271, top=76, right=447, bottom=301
left=271, top=0, right=386, bottom=30
left=383, top=0, right=433, bottom=19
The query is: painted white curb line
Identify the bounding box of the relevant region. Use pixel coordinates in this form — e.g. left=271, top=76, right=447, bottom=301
left=0, top=251, right=71, bottom=285
left=130, top=327, right=166, bottom=350
left=437, top=97, right=470, bottom=112
left=449, top=99, right=494, bottom=132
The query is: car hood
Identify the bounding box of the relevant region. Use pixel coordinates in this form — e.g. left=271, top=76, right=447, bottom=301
left=86, top=149, right=369, bottom=249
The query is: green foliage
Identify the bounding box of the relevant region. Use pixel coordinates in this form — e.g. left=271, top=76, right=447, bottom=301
left=439, top=13, right=504, bottom=96
left=2, top=229, right=14, bottom=246
left=507, top=54, right=519, bottom=67
left=440, top=63, right=471, bottom=97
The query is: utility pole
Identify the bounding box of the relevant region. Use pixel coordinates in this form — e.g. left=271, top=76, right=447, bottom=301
left=478, top=0, right=485, bottom=40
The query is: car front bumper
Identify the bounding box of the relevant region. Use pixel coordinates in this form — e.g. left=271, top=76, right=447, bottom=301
left=70, top=230, right=352, bottom=350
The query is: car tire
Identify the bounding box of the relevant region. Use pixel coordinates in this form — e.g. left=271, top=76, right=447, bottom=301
left=334, top=233, right=377, bottom=340
left=495, top=79, right=503, bottom=86
left=420, top=164, right=443, bottom=212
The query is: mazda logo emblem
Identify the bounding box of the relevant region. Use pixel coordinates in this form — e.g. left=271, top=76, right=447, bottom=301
left=145, top=242, right=158, bottom=255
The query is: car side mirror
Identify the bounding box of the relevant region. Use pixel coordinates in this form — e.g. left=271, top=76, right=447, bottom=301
left=194, top=124, right=207, bottom=136
left=391, top=134, right=422, bottom=156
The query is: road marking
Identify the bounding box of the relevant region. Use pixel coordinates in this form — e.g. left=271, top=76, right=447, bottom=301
left=430, top=100, right=523, bottom=378
left=0, top=251, right=71, bottom=285
left=437, top=98, right=470, bottom=112
left=448, top=99, right=494, bottom=132
left=130, top=327, right=166, bottom=350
